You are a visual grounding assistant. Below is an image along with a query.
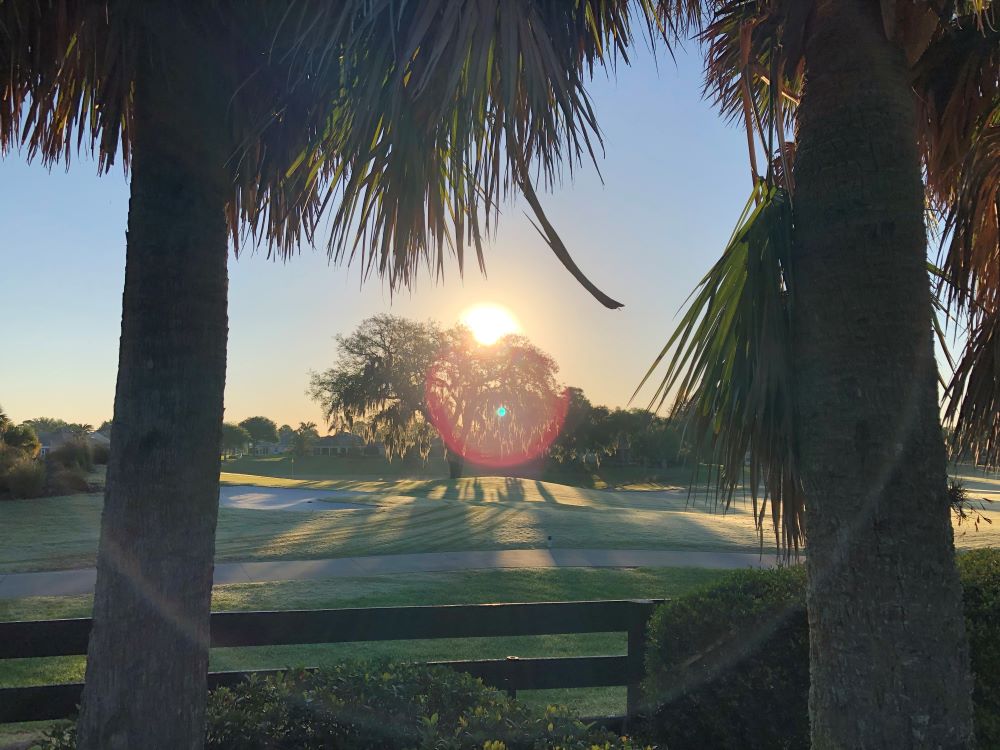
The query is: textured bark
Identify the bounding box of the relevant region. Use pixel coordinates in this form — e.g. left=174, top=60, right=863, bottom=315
left=793, top=1, right=974, bottom=747
left=76, top=13, right=229, bottom=750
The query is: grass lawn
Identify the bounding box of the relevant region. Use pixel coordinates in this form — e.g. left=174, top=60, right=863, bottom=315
left=0, top=476, right=781, bottom=575
left=4, top=467, right=999, bottom=575
left=0, top=566, right=728, bottom=746
left=219, top=455, right=702, bottom=490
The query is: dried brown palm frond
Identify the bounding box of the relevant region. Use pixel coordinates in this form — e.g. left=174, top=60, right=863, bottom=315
left=940, top=126, right=1000, bottom=314
left=258, top=0, right=655, bottom=300
left=915, top=11, right=1000, bottom=210
left=698, top=0, right=802, bottom=191
left=0, top=0, right=136, bottom=170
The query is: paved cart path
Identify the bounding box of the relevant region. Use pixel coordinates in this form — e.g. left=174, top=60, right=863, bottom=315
left=0, top=548, right=788, bottom=600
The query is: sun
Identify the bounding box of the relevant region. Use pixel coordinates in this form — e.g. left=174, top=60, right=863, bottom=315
left=460, top=304, right=521, bottom=345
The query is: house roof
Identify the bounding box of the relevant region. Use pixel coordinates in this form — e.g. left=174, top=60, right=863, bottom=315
left=314, top=432, right=364, bottom=446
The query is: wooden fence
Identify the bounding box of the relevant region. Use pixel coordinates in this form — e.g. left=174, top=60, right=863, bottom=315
left=0, top=599, right=662, bottom=726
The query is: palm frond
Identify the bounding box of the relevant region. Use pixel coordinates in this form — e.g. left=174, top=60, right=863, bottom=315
left=635, top=181, right=802, bottom=556
left=944, top=300, right=1000, bottom=467
left=915, top=12, right=1000, bottom=213
left=3, top=1, right=648, bottom=304
left=240, top=0, right=644, bottom=304
left=700, top=0, right=803, bottom=177
left=940, top=125, right=1000, bottom=315
left=1, top=0, right=135, bottom=171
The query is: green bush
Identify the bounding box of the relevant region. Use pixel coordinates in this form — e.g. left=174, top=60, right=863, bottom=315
left=3, top=454, right=46, bottom=499
left=92, top=443, right=110, bottom=465
left=2, top=423, right=41, bottom=457
left=48, top=440, right=94, bottom=472
left=958, top=549, right=1000, bottom=743
left=40, top=662, right=649, bottom=749
left=641, top=566, right=809, bottom=750
left=641, top=554, right=1000, bottom=749
left=47, top=466, right=91, bottom=495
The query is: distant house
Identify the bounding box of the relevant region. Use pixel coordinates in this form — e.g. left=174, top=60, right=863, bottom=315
left=88, top=431, right=111, bottom=451
left=253, top=440, right=289, bottom=457
left=38, top=428, right=111, bottom=457
left=312, top=432, right=365, bottom=457
left=37, top=428, right=77, bottom=457
left=311, top=432, right=389, bottom=458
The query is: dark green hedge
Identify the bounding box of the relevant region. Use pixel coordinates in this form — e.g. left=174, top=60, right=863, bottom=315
left=41, top=662, right=651, bottom=749
left=641, top=549, right=1000, bottom=749
left=959, top=548, right=1000, bottom=744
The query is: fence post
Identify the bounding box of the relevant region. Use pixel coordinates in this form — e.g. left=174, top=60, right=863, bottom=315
left=504, top=655, right=519, bottom=698
left=625, top=599, right=654, bottom=728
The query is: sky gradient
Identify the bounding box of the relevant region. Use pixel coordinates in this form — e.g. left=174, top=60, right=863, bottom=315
left=0, top=48, right=751, bottom=430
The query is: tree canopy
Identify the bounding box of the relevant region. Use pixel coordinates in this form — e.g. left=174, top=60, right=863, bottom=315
left=220, top=423, right=251, bottom=456
left=1, top=422, right=41, bottom=458
left=310, top=315, right=567, bottom=466
left=291, top=422, right=319, bottom=458
left=238, top=416, right=279, bottom=446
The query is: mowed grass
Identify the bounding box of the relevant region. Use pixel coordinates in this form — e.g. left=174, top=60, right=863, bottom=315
left=1, top=476, right=777, bottom=574
left=4, top=467, right=1000, bottom=574
left=0, top=566, right=728, bottom=735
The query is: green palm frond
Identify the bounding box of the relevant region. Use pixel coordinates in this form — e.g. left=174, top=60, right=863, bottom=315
left=635, top=181, right=802, bottom=556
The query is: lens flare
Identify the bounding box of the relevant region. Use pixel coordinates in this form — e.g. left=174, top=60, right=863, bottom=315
left=459, top=304, right=520, bottom=345
left=426, top=337, right=568, bottom=469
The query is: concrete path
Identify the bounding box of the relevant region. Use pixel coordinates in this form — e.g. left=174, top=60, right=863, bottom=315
left=0, top=549, right=789, bottom=600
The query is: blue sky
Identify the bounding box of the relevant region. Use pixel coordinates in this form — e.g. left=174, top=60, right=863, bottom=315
left=0, top=47, right=751, bottom=429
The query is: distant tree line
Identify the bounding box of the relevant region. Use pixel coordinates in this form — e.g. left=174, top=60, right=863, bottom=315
left=549, top=387, right=687, bottom=469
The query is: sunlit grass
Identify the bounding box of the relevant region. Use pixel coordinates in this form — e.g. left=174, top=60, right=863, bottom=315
left=4, top=466, right=999, bottom=574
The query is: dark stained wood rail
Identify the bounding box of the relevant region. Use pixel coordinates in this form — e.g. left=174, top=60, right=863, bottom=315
left=0, top=599, right=662, bottom=725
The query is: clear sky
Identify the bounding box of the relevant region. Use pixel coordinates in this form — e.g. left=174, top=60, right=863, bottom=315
left=0, top=47, right=750, bottom=429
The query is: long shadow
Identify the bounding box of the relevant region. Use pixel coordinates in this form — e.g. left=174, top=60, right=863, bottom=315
left=501, top=477, right=526, bottom=502
left=534, top=481, right=557, bottom=503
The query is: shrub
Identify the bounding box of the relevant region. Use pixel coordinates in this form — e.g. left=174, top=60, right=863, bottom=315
left=958, top=549, right=1000, bottom=743
left=92, top=443, right=110, bottom=465
left=41, top=662, right=649, bottom=749
left=641, top=566, right=809, bottom=750
left=2, top=454, right=47, bottom=499
left=48, top=439, right=94, bottom=472
left=2, top=423, right=41, bottom=457
left=641, top=553, right=1000, bottom=749
left=47, top=466, right=91, bottom=495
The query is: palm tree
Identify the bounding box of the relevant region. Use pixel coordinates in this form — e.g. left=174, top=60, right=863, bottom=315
left=2, top=5, right=633, bottom=746
left=291, top=421, right=319, bottom=458
left=5, top=0, right=992, bottom=746
left=640, top=1, right=997, bottom=745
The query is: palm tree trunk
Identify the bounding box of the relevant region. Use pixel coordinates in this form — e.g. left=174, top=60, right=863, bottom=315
left=76, top=16, right=228, bottom=750
left=793, top=1, right=974, bottom=746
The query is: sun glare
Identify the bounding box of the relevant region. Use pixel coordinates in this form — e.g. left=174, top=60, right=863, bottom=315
left=460, top=304, right=520, bottom=346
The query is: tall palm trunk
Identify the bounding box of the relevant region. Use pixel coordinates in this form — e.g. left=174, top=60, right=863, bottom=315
left=792, top=1, right=974, bottom=746
left=77, top=15, right=229, bottom=750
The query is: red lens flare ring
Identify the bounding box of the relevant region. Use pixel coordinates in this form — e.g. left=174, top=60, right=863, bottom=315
left=425, top=341, right=569, bottom=468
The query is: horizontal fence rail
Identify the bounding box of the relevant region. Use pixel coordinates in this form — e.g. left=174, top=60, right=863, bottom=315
left=0, top=599, right=662, bottom=725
